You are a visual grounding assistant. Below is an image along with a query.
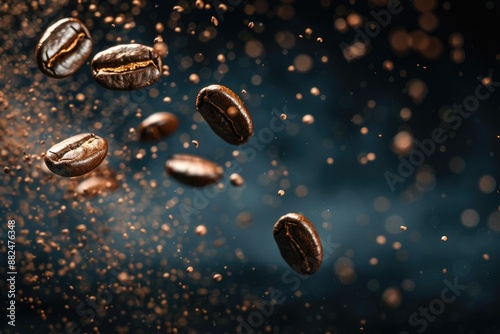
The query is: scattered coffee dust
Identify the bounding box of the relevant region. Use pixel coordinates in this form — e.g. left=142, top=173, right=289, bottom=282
left=0, top=0, right=491, bottom=333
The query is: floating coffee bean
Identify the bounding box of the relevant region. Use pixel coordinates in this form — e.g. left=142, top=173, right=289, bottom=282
left=229, top=173, right=244, bottom=187
left=273, top=213, right=323, bottom=275
left=195, top=85, right=253, bottom=145
left=165, top=154, right=223, bottom=187
left=35, top=18, right=92, bottom=78
left=75, top=176, right=119, bottom=198
left=45, top=133, right=108, bottom=177
left=91, top=44, right=162, bottom=90
left=138, top=112, right=179, bottom=141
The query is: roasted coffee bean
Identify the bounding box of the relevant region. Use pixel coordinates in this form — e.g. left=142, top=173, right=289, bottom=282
left=75, top=176, right=119, bottom=198
left=195, top=85, right=253, bottom=145
left=165, top=154, right=223, bottom=187
left=44, top=133, right=108, bottom=177
left=91, top=44, right=162, bottom=90
left=35, top=18, right=92, bottom=78
left=229, top=173, right=244, bottom=187
left=138, top=112, right=179, bottom=141
left=273, top=213, right=323, bottom=275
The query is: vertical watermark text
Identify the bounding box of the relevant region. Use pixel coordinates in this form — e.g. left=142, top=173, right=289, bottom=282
left=6, top=219, right=17, bottom=327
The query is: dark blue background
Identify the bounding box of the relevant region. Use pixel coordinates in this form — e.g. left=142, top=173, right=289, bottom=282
left=1, top=0, right=500, bottom=333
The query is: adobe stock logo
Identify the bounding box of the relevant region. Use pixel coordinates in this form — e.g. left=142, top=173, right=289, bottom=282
left=236, top=236, right=341, bottom=334
left=56, top=269, right=122, bottom=334
left=384, top=76, right=500, bottom=192
left=404, top=277, right=469, bottom=333
left=178, top=107, right=296, bottom=223
left=339, top=0, right=404, bottom=62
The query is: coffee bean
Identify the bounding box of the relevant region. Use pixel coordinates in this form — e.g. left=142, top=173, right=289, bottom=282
left=165, top=154, right=223, bottom=187
left=35, top=18, right=93, bottom=78
left=91, top=44, right=162, bottom=90
left=229, top=173, right=244, bottom=187
left=273, top=213, right=323, bottom=275
left=45, top=133, right=108, bottom=177
left=138, top=112, right=179, bottom=141
left=75, top=176, right=119, bottom=198
left=195, top=85, right=253, bottom=145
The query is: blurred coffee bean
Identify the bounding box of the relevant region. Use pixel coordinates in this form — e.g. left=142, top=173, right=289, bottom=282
left=138, top=112, right=179, bottom=141
left=44, top=133, right=108, bottom=177
left=75, top=176, right=119, bottom=198
left=35, top=18, right=92, bottom=78
left=165, top=154, right=223, bottom=187
left=196, top=84, right=253, bottom=145
left=91, top=44, right=162, bottom=90
left=273, top=213, right=323, bottom=275
left=229, top=173, right=244, bottom=186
